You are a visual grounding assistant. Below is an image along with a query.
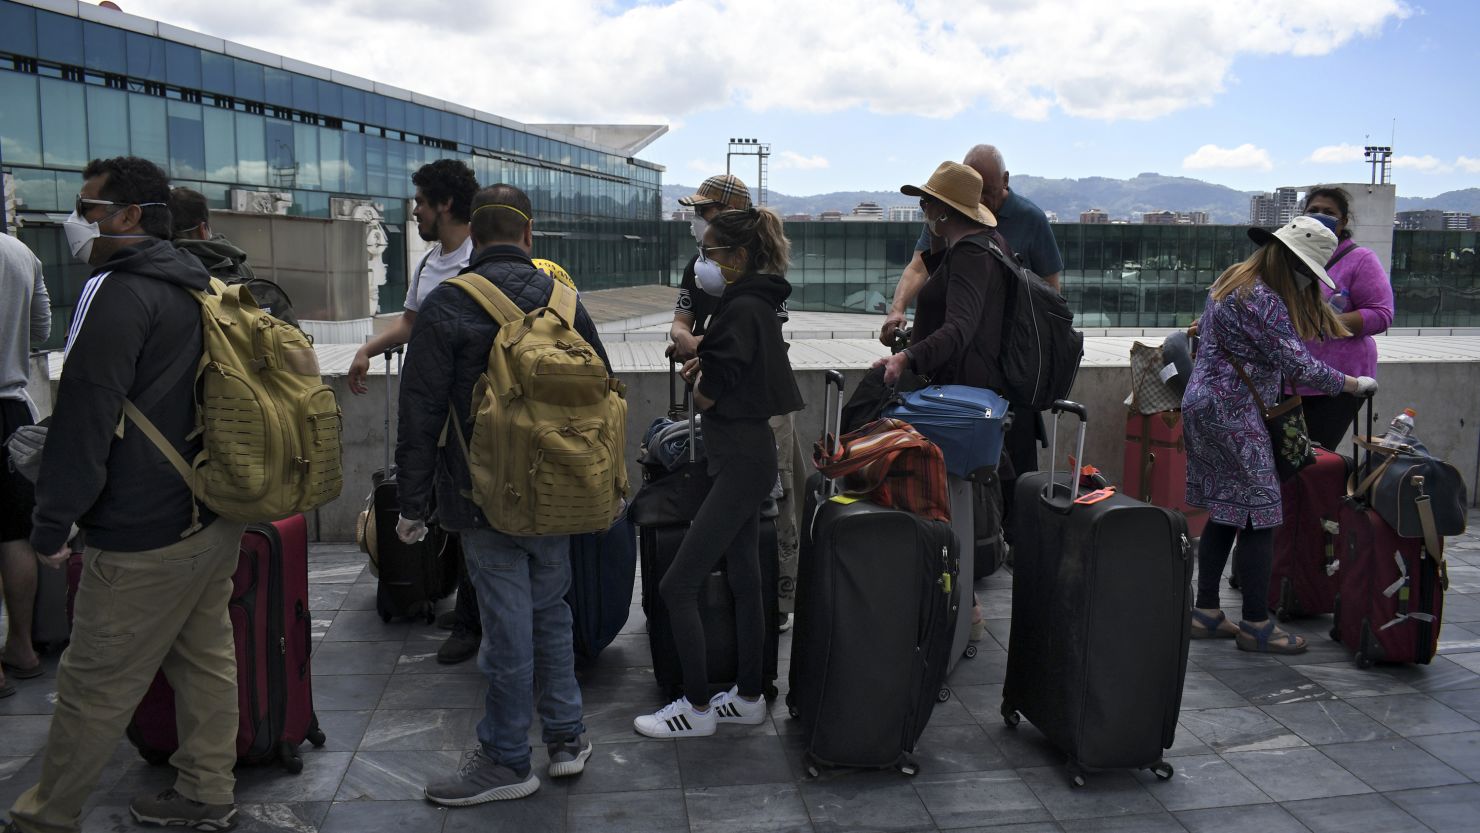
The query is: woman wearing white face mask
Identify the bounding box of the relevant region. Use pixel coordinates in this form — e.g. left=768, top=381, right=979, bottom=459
left=635, top=207, right=803, bottom=739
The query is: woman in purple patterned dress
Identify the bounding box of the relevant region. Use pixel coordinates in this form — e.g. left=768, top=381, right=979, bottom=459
left=1183, top=217, right=1378, bottom=654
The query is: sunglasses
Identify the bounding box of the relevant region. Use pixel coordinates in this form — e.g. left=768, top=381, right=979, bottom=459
left=75, top=197, right=120, bottom=216
left=696, top=243, right=731, bottom=260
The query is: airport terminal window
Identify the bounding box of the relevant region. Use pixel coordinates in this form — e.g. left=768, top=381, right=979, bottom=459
left=201, top=51, right=233, bottom=97
left=341, top=86, right=364, bottom=123
left=39, top=77, right=86, bottom=169
left=166, top=99, right=205, bottom=180
left=164, top=42, right=200, bottom=89
left=319, top=126, right=343, bottom=192
left=203, top=107, right=235, bottom=182
left=234, top=111, right=267, bottom=185
left=264, top=66, right=291, bottom=108
left=35, top=10, right=81, bottom=67
left=233, top=57, right=264, bottom=101
left=316, top=78, right=340, bottom=119
left=0, top=2, right=35, bottom=57
left=86, top=85, right=130, bottom=161
left=291, top=73, right=316, bottom=113
left=82, top=21, right=126, bottom=75
left=128, top=93, right=167, bottom=162
left=292, top=122, right=320, bottom=188
left=343, top=129, right=366, bottom=194
left=125, top=31, right=165, bottom=82
left=383, top=96, right=404, bottom=132
left=0, top=71, right=41, bottom=166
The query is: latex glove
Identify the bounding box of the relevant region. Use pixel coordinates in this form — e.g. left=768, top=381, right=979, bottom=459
left=1354, top=376, right=1379, bottom=398
left=396, top=515, right=428, bottom=544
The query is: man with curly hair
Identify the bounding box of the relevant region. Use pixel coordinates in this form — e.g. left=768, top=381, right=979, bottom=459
left=347, top=159, right=484, bottom=665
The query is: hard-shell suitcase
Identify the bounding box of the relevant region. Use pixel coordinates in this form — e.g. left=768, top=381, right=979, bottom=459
left=1333, top=399, right=1446, bottom=667
left=369, top=347, right=459, bottom=623
left=1004, top=401, right=1192, bottom=787
left=788, top=371, right=960, bottom=776
left=972, top=468, right=1006, bottom=580
left=946, top=474, right=978, bottom=676
left=634, top=361, right=781, bottom=700
left=1122, top=410, right=1208, bottom=537
left=127, top=515, right=326, bottom=773
left=568, top=515, right=637, bottom=660
left=1269, top=445, right=1351, bottom=619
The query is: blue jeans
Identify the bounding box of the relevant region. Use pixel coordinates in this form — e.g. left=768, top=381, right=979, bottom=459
left=460, top=528, right=585, bottom=774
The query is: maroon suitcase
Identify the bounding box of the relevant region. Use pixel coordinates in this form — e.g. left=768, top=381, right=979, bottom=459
left=1268, top=446, right=1351, bottom=619
left=127, top=515, right=325, bottom=772
left=1331, top=401, right=1447, bottom=667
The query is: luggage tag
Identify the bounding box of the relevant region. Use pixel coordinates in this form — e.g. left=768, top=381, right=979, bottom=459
left=1074, top=487, right=1115, bottom=505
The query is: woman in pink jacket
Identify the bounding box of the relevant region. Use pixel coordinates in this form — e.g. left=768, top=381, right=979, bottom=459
left=1296, top=186, right=1395, bottom=449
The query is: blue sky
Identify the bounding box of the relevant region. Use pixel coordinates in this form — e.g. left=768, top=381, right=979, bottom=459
left=132, top=0, right=1477, bottom=198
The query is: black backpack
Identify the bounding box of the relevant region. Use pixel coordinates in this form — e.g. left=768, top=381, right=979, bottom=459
left=986, top=235, right=1083, bottom=411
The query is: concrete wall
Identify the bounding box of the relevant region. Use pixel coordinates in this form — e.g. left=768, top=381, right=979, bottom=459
left=29, top=355, right=1479, bottom=542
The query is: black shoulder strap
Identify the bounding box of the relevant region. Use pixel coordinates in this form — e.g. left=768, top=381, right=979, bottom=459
left=1324, top=242, right=1356, bottom=271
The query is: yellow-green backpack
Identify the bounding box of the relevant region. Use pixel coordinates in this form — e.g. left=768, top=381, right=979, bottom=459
left=124, top=279, right=344, bottom=531
left=446, top=273, right=628, bottom=536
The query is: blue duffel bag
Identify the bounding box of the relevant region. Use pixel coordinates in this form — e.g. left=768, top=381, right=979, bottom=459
left=882, top=385, right=1011, bottom=477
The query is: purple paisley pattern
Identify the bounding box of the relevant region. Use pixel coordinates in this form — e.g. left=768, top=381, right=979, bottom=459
left=1183, top=281, right=1346, bottom=529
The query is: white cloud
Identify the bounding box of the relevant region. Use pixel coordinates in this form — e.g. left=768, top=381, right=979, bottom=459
left=119, top=0, right=1409, bottom=124
left=1182, top=144, right=1274, bottom=171
left=1456, top=156, right=1480, bottom=174
left=775, top=152, right=830, bottom=171
left=1308, top=143, right=1366, bottom=164
left=686, top=158, right=723, bottom=175
left=1394, top=154, right=1453, bottom=174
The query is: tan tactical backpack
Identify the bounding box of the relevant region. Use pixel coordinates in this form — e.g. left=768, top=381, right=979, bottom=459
left=446, top=273, right=628, bottom=536
left=125, top=280, right=344, bottom=531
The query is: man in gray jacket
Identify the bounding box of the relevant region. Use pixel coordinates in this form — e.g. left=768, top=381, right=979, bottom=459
left=0, top=232, right=49, bottom=700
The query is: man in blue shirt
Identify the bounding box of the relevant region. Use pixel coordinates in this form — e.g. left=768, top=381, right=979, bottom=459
left=879, top=144, right=1064, bottom=568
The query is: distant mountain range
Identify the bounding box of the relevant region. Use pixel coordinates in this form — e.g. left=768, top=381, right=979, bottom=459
left=663, top=176, right=1480, bottom=223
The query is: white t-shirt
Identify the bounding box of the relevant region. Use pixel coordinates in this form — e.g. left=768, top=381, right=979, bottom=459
left=404, top=237, right=474, bottom=312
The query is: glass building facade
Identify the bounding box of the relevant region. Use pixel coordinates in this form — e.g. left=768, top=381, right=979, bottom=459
left=661, top=221, right=1480, bottom=329
left=0, top=0, right=664, bottom=347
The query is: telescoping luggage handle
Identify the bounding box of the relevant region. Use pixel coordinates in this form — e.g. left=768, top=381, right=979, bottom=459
left=381, top=345, right=404, bottom=473
left=821, top=370, right=846, bottom=497
left=1043, top=399, right=1089, bottom=512
left=669, top=358, right=698, bottom=465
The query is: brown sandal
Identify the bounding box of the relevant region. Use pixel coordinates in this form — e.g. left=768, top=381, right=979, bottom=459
left=1236, top=620, right=1307, bottom=654
left=1190, top=609, right=1237, bottom=639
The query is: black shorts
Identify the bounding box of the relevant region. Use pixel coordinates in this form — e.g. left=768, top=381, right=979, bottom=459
left=1, top=398, right=36, bottom=542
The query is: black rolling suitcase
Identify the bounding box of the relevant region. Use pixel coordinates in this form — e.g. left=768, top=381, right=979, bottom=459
left=1002, top=400, right=1192, bottom=787
left=630, top=361, right=781, bottom=701
left=367, top=347, right=459, bottom=623
left=787, top=371, right=960, bottom=776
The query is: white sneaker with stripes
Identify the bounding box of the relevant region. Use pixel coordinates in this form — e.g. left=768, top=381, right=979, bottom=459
left=633, top=697, right=717, bottom=738
left=709, top=687, right=767, bottom=725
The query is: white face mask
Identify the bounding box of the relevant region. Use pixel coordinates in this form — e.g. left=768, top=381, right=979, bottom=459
left=690, top=216, right=708, bottom=242
left=694, top=255, right=727, bottom=297
left=63, top=204, right=162, bottom=263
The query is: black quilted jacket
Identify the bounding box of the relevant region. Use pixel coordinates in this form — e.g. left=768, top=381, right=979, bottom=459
left=394, top=244, right=612, bottom=531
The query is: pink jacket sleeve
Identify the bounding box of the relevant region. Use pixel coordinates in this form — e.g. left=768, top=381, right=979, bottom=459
left=1345, top=247, right=1394, bottom=336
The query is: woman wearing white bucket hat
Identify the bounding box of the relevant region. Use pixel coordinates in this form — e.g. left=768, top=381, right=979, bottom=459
left=1182, top=216, right=1378, bottom=654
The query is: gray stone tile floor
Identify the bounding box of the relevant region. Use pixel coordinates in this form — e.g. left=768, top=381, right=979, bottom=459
left=3, top=512, right=1480, bottom=832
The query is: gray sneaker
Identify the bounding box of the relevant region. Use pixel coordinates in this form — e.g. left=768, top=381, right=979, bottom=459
left=425, top=750, right=540, bottom=806
left=129, top=788, right=237, bottom=832
left=547, top=734, right=593, bottom=778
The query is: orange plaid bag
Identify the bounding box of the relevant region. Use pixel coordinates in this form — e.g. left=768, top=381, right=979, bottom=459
left=813, top=418, right=951, bottom=523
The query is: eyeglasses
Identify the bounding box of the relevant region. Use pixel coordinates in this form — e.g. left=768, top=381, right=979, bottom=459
left=696, top=243, right=731, bottom=260
left=75, top=197, right=119, bottom=216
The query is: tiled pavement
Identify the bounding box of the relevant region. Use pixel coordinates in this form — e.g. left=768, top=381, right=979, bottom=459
left=4, top=515, right=1480, bottom=832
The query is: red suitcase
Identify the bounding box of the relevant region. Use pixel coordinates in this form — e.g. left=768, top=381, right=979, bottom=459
left=1332, top=401, right=1447, bottom=667
left=1123, top=411, right=1207, bottom=537
left=127, top=515, right=326, bottom=772
left=1268, top=447, right=1351, bottom=619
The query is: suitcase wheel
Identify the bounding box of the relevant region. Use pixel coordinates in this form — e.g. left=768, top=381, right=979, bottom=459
left=1328, top=626, right=1340, bottom=642
left=279, top=741, right=304, bottom=774
left=805, top=763, right=821, bottom=779
left=936, top=687, right=951, bottom=703
left=1150, top=761, right=1175, bottom=781
left=1067, top=763, right=1087, bottom=788
left=897, top=760, right=918, bottom=777
left=307, top=724, right=327, bottom=748
left=964, top=644, right=978, bottom=660
left=1275, top=607, right=1293, bottom=623
left=787, top=704, right=799, bottom=719
left=1354, top=650, right=1374, bottom=670
left=1003, top=710, right=1021, bottom=728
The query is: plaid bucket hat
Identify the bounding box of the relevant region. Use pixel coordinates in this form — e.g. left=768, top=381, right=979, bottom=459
left=678, top=174, right=753, bottom=211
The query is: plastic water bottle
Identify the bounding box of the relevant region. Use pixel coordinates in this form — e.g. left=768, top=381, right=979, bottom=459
left=1379, top=408, right=1417, bottom=449
left=1329, top=289, right=1351, bottom=314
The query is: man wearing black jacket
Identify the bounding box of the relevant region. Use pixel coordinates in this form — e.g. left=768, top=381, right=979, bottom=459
left=395, top=184, right=608, bottom=806
left=5, top=158, right=244, bottom=833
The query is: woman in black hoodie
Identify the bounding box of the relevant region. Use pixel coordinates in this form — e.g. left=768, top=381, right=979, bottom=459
left=634, top=207, right=803, bottom=739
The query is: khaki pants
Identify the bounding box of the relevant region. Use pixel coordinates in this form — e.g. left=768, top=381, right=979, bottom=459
left=769, top=413, right=803, bottom=614
left=9, top=519, right=244, bottom=833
